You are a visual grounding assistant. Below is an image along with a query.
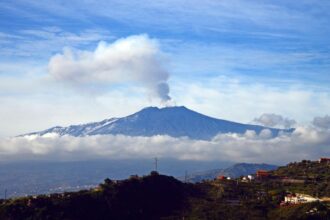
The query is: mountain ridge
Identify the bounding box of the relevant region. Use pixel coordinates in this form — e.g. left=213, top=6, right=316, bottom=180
left=184, top=163, right=278, bottom=182
left=22, top=106, right=294, bottom=140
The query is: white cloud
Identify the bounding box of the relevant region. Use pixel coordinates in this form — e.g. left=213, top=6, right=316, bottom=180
left=313, top=115, right=330, bottom=130
left=253, top=113, right=296, bottom=128
left=0, top=125, right=329, bottom=164
left=172, top=77, right=330, bottom=125
left=48, top=34, right=171, bottom=102
left=1, top=30, right=329, bottom=137
left=1, top=72, right=329, bottom=137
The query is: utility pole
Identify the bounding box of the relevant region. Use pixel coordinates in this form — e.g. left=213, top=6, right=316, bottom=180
left=4, top=189, right=7, bottom=200
left=154, top=157, right=158, bottom=172
left=184, top=170, right=188, bottom=183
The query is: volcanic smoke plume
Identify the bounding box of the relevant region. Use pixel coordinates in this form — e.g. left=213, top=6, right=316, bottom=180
left=48, top=34, right=171, bottom=103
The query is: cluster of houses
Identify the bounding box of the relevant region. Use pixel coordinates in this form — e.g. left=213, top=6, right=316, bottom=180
left=215, top=157, right=330, bottom=206
left=216, top=157, right=330, bottom=183
left=216, top=175, right=232, bottom=180
left=216, top=170, right=266, bottom=183
left=216, top=170, right=267, bottom=182
left=241, top=175, right=254, bottom=182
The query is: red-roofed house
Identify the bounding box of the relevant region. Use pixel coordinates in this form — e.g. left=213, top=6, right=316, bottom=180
left=256, top=170, right=269, bottom=178
left=217, top=175, right=226, bottom=180
left=319, top=157, right=330, bottom=163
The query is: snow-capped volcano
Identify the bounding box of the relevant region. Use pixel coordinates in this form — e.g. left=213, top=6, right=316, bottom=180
left=23, top=106, right=293, bottom=140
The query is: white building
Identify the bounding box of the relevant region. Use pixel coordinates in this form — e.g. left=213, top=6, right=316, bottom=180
left=247, top=175, right=254, bottom=181
left=284, top=193, right=319, bottom=204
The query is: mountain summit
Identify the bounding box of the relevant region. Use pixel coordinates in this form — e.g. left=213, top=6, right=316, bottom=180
left=24, top=106, right=293, bottom=140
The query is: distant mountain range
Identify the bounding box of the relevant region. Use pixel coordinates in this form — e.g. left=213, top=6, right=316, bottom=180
left=0, top=160, right=276, bottom=199
left=185, top=163, right=278, bottom=182
left=23, top=106, right=294, bottom=140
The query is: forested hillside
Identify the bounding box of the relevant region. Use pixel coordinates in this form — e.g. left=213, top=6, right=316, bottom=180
left=0, top=160, right=329, bottom=220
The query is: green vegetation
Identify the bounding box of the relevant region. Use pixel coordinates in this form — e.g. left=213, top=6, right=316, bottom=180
left=0, top=160, right=329, bottom=220
left=271, top=160, right=330, bottom=197
left=269, top=202, right=330, bottom=220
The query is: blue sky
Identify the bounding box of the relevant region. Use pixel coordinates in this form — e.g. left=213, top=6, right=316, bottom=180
left=1, top=0, right=330, bottom=137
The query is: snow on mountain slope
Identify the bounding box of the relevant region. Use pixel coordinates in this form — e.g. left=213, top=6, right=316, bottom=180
left=22, top=106, right=294, bottom=140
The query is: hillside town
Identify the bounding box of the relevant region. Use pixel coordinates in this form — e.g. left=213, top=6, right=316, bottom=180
left=215, top=157, right=330, bottom=207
